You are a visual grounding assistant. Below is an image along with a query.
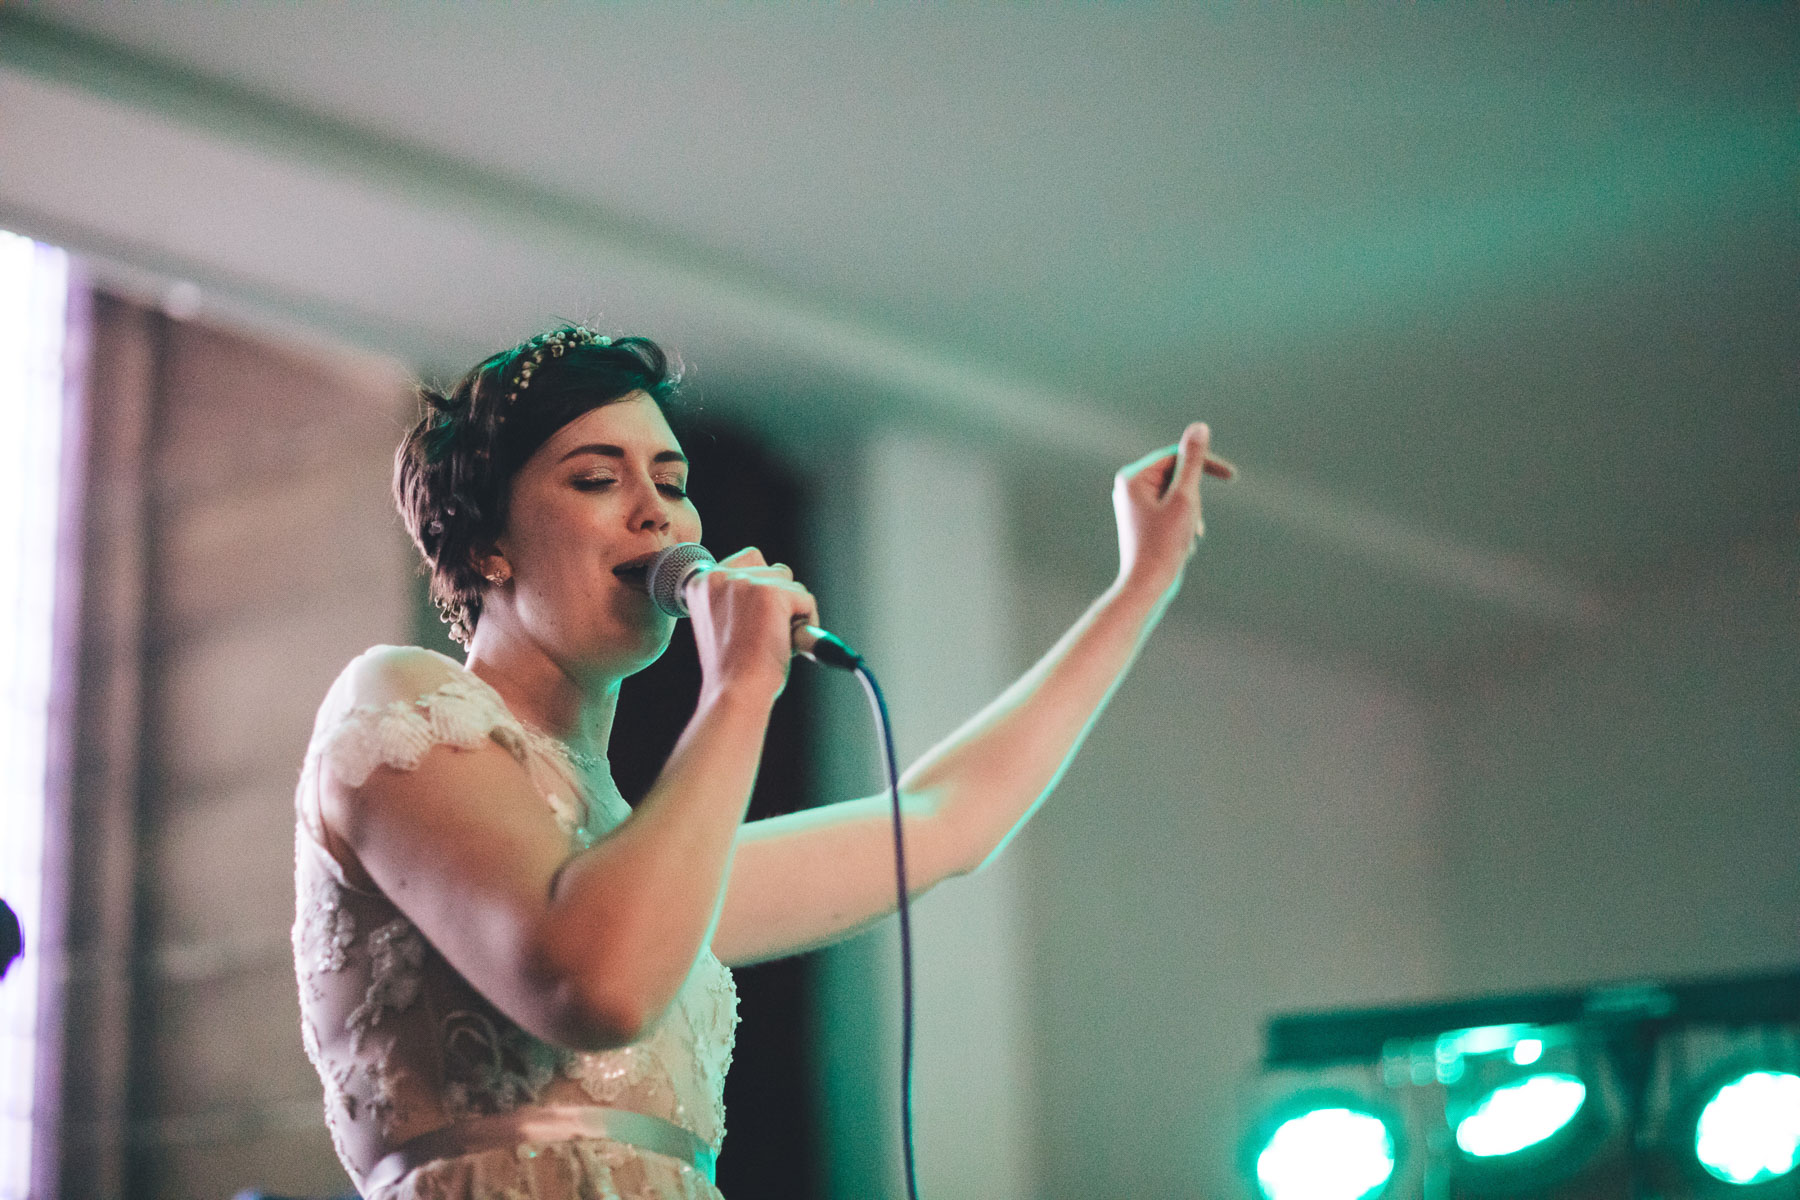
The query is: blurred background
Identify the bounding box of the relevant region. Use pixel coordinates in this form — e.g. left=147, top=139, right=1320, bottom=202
left=0, top=4, right=1795, bottom=1199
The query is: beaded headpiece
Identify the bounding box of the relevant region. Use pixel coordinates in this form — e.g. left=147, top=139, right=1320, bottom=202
left=503, top=325, right=613, bottom=408
left=421, top=325, right=615, bottom=467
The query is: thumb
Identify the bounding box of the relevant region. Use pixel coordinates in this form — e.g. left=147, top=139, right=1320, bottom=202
left=1167, top=422, right=1209, bottom=500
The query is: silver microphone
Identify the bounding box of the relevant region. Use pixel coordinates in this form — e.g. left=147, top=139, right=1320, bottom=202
left=645, top=542, right=861, bottom=671
left=644, top=542, right=716, bottom=615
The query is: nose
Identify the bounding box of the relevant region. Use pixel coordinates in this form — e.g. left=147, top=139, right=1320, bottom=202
left=629, top=479, right=674, bottom=534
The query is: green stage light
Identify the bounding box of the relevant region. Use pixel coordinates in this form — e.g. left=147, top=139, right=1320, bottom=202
left=1510, top=1038, right=1543, bottom=1067
left=1694, top=1070, right=1800, bottom=1186
left=1454, top=1073, right=1588, bottom=1158
left=1254, top=1106, right=1397, bottom=1200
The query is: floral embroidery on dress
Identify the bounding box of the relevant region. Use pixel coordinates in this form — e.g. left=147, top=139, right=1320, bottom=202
left=543, top=789, right=583, bottom=839
left=440, top=1009, right=563, bottom=1116
left=295, top=648, right=738, bottom=1198
left=348, top=917, right=426, bottom=1050
left=681, top=953, right=740, bottom=1145
left=564, top=1043, right=665, bottom=1112
left=321, top=676, right=531, bottom=789
left=294, top=871, right=357, bottom=979
left=336, top=1056, right=411, bottom=1134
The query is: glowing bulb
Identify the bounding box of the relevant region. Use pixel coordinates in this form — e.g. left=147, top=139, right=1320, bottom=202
left=1455, top=1074, right=1586, bottom=1157
left=1510, top=1039, right=1543, bottom=1067
left=1695, top=1071, right=1800, bottom=1185
left=1256, top=1107, right=1396, bottom=1200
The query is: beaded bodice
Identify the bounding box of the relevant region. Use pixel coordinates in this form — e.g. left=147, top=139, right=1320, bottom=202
left=292, top=647, right=738, bottom=1197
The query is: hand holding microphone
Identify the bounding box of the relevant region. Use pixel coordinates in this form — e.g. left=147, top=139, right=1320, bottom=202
left=646, top=543, right=862, bottom=672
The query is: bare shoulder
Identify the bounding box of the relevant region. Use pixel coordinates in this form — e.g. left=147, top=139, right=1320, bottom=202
left=313, top=644, right=521, bottom=799
left=340, top=643, right=471, bottom=708
left=314, top=648, right=572, bottom=952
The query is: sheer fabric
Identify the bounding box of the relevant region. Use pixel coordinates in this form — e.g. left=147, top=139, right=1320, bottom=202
left=293, top=647, right=738, bottom=1199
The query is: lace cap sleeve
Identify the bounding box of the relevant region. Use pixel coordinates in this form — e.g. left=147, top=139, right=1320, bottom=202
left=312, top=649, right=531, bottom=788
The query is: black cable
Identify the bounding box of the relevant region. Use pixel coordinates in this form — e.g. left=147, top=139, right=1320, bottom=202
left=645, top=545, right=920, bottom=1193
left=852, top=661, right=922, bottom=1200
left=774, top=614, right=919, bottom=1199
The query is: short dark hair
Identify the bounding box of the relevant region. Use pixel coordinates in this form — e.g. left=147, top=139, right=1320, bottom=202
left=395, top=326, right=683, bottom=644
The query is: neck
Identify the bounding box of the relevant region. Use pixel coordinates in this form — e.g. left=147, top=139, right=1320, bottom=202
left=463, top=622, right=620, bottom=761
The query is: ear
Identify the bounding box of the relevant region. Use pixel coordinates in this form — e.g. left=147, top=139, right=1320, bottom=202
left=472, top=542, right=511, bottom=586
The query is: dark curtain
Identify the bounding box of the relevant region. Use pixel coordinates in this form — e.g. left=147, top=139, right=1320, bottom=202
left=608, top=420, right=822, bottom=1200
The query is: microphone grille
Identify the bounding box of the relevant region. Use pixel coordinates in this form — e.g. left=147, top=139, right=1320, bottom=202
left=646, top=543, right=716, bottom=617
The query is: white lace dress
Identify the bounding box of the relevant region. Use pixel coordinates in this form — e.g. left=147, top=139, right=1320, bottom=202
left=292, top=647, right=739, bottom=1199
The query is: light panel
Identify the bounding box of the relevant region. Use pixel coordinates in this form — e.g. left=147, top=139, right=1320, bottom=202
left=1695, top=1070, right=1800, bottom=1186
left=1454, top=1073, right=1588, bottom=1159
left=1255, top=1106, right=1397, bottom=1200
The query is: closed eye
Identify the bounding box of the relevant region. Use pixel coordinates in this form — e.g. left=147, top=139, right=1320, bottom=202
left=570, top=474, right=688, bottom=500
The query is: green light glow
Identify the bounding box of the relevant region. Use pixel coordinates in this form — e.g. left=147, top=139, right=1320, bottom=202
left=1455, top=1073, right=1586, bottom=1158
left=1695, top=1071, right=1800, bottom=1186
left=1437, top=1023, right=1537, bottom=1060
left=1510, top=1039, right=1543, bottom=1067
left=1256, top=1107, right=1395, bottom=1200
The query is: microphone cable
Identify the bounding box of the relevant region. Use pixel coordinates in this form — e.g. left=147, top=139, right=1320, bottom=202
left=643, top=543, right=921, bottom=1199
left=850, top=659, right=921, bottom=1200
left=762, top=636, right=922, bottom=1200
left=792, top=634, right=923, bottom=1200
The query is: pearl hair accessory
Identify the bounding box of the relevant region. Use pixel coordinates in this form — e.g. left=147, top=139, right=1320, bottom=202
left=503, top=325, right=612, bottom=409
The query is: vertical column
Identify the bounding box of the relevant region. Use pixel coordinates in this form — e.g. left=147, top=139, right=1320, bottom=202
left=814, top=429, right=1035, bottom=1200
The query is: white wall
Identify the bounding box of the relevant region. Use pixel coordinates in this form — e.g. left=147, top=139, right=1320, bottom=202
left=1013, top=574, right=1450, bottom=1199
left=52, top=293, right=412, bottom=1200
left=813, top=431, right=1037, bottom=1200
left=999, top=525, right=1798, bottom=1199
left=1434, top=532, right=1800, bottom=994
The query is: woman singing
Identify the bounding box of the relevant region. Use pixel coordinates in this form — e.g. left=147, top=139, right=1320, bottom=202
left=292, top=325, right=1231, bottom=1199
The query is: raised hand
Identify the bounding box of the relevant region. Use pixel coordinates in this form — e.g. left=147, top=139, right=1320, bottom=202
left=1112, top=422, right=1236, bottom=602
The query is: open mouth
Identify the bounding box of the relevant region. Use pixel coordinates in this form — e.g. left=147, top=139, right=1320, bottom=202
left=612, top=551, right=663, bottom=591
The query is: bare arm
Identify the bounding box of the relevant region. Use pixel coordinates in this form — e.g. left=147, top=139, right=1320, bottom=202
left=324, top=550, right=813, bottom=1050
left=712, top=423, right=1231, bottom=966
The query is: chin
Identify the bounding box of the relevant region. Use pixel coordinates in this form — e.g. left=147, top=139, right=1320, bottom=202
left=605, top=615, right=677, bottom=680
left=579, top=591, right=674, bottom=676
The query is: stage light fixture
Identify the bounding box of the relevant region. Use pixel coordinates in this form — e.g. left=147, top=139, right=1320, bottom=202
left=1259, top=969, right=1800, bottom=1199
left=1455, top=1071, right=1588, bottom=1157
left=1246, top=1092, right=1400, bottom=1200
left=1644, top=1029, right=1800, bottom=1199
left=1439, top=1023, right=1622, bottom=1195
left=1692, top=1069, right=1800, bottom=1187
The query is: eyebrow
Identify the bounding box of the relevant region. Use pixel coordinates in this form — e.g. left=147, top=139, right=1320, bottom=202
left=558, top=443, right=688, bottom=466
